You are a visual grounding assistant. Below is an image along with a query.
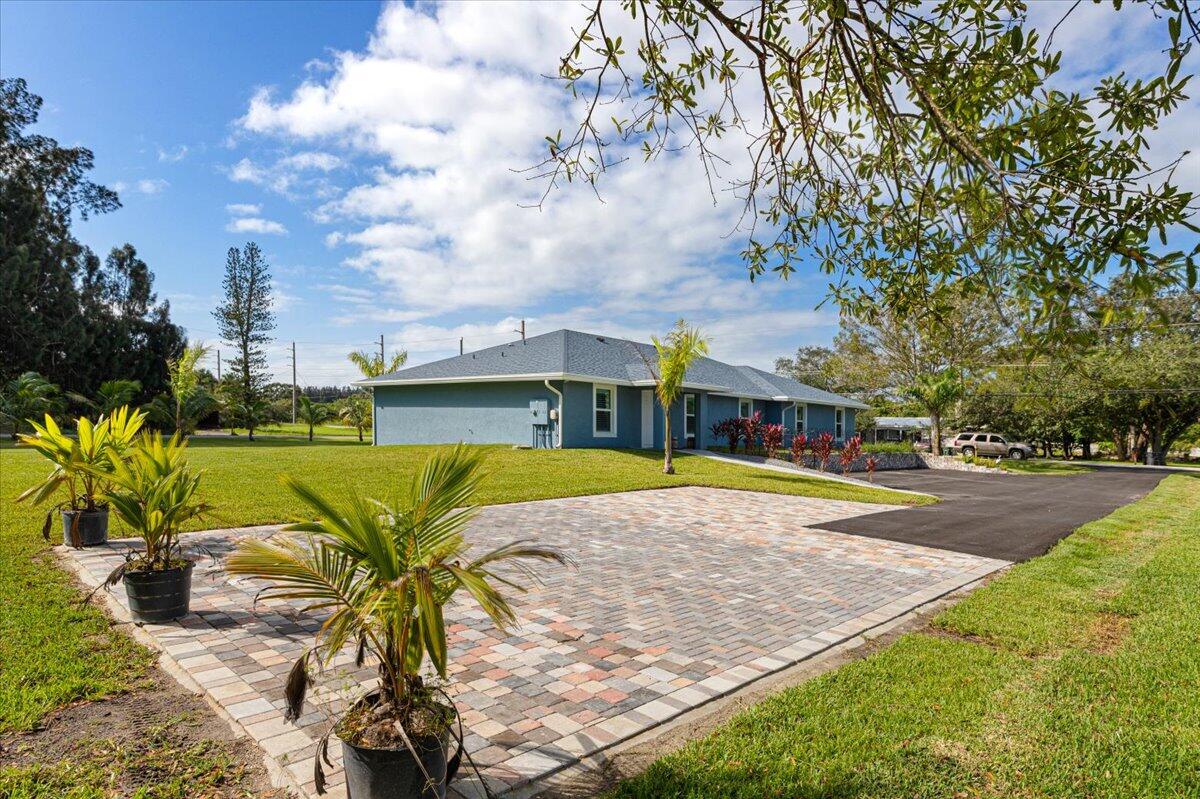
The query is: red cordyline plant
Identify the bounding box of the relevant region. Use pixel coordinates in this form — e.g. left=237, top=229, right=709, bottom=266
left=866, top=454, right=879, bottom=482
left=790, top=433, right=807, bottom=466
left=709, top=420, right=726, bottom=448
left=741, top=411, right=763, bottom=452
left=811, top=432, right=835, bottom=472
left=840, top=435, right=863, bottom=477
left=761, top=423, right=784, bottom=460
left=711, top=418, right=741, bottom=451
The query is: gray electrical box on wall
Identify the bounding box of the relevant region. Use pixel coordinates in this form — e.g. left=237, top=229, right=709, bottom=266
left=529, top=399, right=549, bottom=425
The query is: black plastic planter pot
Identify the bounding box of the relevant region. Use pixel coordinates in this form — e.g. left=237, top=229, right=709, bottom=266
left=123, top=561, right=194, bottom=623
left=61, top=508, right=109, bottom=548
left=342, top=730, right=450, bottom=799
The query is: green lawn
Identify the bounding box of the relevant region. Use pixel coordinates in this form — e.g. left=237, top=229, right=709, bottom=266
left=1073, top=458, right=1200, bottom=470
left=612, top=473, right=1200, bottom=798
left=0, top=440, right=924, bottom=733
left=209, top=421, right=369, bottom=440
left=998, top=458, right=1095, bottom=475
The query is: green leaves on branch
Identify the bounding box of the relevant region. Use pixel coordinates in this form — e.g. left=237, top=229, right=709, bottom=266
left=546, top=0, right=1200, bottom=345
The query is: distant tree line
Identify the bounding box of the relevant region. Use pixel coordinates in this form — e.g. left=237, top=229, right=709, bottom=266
left=776, top=283, right=1200, bottom=464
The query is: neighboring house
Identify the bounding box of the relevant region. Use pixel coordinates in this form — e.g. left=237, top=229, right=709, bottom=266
left=357, top=329, right=867, bottom=449
left=869, top=416, right=932, bottom=446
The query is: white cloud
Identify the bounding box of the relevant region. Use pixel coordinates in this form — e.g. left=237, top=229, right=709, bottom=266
left=227, top=152, right=343, bottom=197
left=281, top=151, right=342, bottom=171
left=238, top=1, right=757, bottom=318
left=157, top=144, right=189, bottom=163
left=114, top=178, right=169, bottom=195
left=225, top=217, right=288, bottom=235
left=225, top=202, right=262, bottom=215
left=136, top=178, right=169, bottom=194
left=229, top=157, right=270, bottom=186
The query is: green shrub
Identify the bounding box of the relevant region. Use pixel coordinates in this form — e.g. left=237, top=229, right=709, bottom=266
left=862, top=441, right=914, bottom=454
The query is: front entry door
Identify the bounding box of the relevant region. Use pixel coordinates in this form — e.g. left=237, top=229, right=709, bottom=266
left=641, top=390, right=654, bottom=448
left=684, top=393, right=697, bottom=449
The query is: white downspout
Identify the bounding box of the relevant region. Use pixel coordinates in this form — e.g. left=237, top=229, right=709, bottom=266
left=544, top=379, right=563, bottom=448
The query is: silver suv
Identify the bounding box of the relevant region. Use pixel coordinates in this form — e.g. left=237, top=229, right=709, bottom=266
left=952, top=432, right=1034, bottom=460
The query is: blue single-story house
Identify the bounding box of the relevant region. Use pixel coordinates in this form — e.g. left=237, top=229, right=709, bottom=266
left=357, top=329, right=867, bottom=449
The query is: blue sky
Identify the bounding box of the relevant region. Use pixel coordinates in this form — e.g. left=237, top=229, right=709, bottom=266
left=4, top=1, right=1196, bottom=385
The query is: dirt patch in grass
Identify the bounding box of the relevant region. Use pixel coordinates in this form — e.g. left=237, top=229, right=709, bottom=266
left=1086, top=612, right=1132, bottom=655
left=923, top=626, right=1007, bottom=650
left=0, top=672, right=286, bottom=798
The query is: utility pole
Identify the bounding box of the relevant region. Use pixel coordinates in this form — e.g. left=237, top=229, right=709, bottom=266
left=379, top=333, right=385, bottom=365
left=216, top=350, right=221, bottom=381
left=290, top=342, right=297, bottom=424
left=513, top=319, right=525, bottom=342
left=459, top=337, right=464, bottom=355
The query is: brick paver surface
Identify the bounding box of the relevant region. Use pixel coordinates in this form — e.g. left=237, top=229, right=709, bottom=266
left=65, top=487, right=1007, bottom=797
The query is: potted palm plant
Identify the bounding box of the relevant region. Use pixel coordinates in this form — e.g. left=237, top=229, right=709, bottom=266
left=225, top=445, right=570, bottom=799
left=16, top=406, right=146, bottom=547
left=95, top=431, right=210, bottom=622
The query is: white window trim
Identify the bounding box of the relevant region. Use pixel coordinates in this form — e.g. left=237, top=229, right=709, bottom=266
left=835, top=406, right=845, bottom=441
left=738, top=397, right=753, bottom=417
left=684, top=393, right=697, bottom=437
left=796, top=403, right=808, bottom=434
left=593, top=383, right=617, bottom=438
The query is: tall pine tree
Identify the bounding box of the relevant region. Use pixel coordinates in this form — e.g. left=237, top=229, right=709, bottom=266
left=212, top=242, right=275, bottom=403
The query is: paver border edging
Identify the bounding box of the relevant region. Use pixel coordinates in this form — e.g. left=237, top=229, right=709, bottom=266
left=53, top=546, right=310, bottom=799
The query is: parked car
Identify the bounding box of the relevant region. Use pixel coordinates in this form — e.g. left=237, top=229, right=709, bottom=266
left=951, top=432, right=1034, bottom=460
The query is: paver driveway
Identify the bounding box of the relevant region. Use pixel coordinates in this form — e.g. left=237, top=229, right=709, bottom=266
left=66, top=487, right=1006, bottom=798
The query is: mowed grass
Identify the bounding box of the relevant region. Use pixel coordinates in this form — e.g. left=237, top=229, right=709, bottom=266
left=0, top=439, right=924, bottom=732
left=998, top=458, right=1095, bottom=475
left=218, top=421, right=368, bottom=440
left=612, top=473, right=1200, bottom=798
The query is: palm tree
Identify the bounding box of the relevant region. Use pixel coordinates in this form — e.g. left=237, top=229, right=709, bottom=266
left=338, top=395, right=371, bottom=442
left=905, top=370, right=965, bottom=455
left=233, top=396, right=271, bottom=441
left=0, top=372, right=63, bottom=439
left=646, top=320, right=710, bottom=474
left=224, top=445, right=569, bottom=791
left=348, top=349, right=408, bottom=379
left=68, top=379, right=143, bottom=416
left=296, top=396, right=330, bottom=441
left=161, top=343, right=214, bottom=436
left=95, top=380, right=142, bottom=415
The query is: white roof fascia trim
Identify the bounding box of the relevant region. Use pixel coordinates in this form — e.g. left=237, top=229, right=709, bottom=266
left=362, top=372, right=734, bottom=391
left=357, top=372, right=565, bottom=387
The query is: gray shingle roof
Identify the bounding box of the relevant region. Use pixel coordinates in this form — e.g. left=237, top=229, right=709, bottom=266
left=358, top=329, right=868, bottom=408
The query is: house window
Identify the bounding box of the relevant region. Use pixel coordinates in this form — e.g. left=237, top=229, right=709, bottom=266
left=796, top=404, right=807, bottom=435
left=835, top=407, right=845, bottom=440
left=738, top=398, right=752, bottom=417
left=593, top=384, right=616, bottom=437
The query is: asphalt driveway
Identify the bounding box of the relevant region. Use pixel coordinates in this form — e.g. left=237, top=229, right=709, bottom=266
left=812, top=467, right=1179, bottom=561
